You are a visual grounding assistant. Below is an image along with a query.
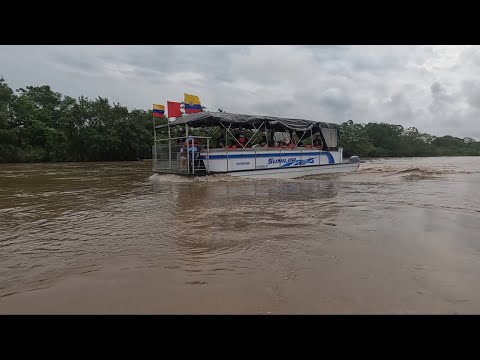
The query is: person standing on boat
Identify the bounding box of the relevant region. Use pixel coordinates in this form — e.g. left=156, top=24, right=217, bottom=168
left=178, top=137, right=187, bottom=169
left=182, top=136, right=200, bottom=172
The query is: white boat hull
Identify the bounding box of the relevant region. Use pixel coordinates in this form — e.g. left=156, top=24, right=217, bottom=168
left=153, top=146, right=360, bottom=179
left=201, top=148, right=343, bottom=172
left=223, top=162, right=360, bottom=179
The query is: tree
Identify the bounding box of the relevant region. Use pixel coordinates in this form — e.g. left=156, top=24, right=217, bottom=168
left=339, top=120, right=375, bottom=157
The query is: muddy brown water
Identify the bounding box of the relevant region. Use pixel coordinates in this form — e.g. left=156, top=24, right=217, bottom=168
left=1, top=157, right=479, bottom=314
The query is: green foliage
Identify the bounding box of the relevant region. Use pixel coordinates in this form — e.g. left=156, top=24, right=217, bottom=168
left=339, top=120, right=375, bottom=157
left=339, top=120, right=480, bottom=158
left=0, top=78, right=154, bottom=162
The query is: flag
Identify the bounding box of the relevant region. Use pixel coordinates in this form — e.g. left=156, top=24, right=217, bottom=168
left=184, top=93, right=202, bottom=114
left=167, top=101, right=182, bottom=118
left=153, top=104, right=165, bottom=118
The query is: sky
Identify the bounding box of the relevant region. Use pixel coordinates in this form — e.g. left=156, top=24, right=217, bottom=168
left=1, top=45, right=479, bottom=139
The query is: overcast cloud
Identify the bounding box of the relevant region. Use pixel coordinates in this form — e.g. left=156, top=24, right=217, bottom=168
left=1, top=45, right=479, bottom=138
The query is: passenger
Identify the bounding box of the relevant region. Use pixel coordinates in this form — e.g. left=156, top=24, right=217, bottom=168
left=313, top=134, right=323, bottom=148
left=217, top=134, right=226, bottom=148
left=179, top=138, right=190, bottom=168
left=252, top=136, right=267, bottom=148
left=179, top=147, right=187, bottom=168
left=185, top=135, right=194, bottom=147
left=259, top=136, right=267, bottom=147
left=237, top=134, right=249, bottom=148
left=273, top=130, right=291, bottom=146
left=185, top=136, right=201, bottom=172
left=182, top=136, right=200, bottom=155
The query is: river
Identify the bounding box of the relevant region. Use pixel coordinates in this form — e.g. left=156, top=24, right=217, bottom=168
left=1, top=157, right=479, bottom=314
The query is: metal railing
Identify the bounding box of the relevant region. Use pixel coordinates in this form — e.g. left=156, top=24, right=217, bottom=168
left=152, top=136, right=341, bottom=175
left=153, top=136, right=211, bottom=175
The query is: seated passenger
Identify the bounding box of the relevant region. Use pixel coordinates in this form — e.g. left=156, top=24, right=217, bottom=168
left=273, top=130, right=291, bottom=146
left=252, top=136, right=267, bottom=148
left=313, top=135, right=323, bottom=148
left=237, top=134, right=249, bottom=148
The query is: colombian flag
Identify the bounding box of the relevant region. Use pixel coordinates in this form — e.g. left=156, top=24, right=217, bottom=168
left=153, top=104, right=165, bottom=118
left=184, top=94, right=202, bottom=114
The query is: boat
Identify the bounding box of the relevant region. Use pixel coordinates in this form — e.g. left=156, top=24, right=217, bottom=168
left=153, top=112, right=360, bottom=179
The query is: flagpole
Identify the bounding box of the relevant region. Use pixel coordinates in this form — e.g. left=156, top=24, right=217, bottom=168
left=152, top=112, right=157, bottom=165
left=167, top=117, right=172, bottom=171
left=152, top=113, right=157, bottom=144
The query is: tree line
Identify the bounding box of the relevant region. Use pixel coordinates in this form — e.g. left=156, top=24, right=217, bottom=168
left=339, top=120, right=480, bottom=158
left=0, top=78, right=159, bottom=162
left=1, top=78, right=479, bottom=163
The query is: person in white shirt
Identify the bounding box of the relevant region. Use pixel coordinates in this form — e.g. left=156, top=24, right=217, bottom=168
left=273, top=130, right=291, bottom=146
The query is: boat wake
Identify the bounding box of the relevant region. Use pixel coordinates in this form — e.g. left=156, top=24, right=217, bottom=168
left=350, top=163, right=477, bottom=182
left=359, top=165, right=472, bottom=175
left=148, top=174, right=193, bottom=183
left=148, top=162, right=476, bottom=184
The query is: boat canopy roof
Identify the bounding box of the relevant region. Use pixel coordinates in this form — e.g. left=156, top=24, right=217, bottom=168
left=156, top=112, right=340, bottom=133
